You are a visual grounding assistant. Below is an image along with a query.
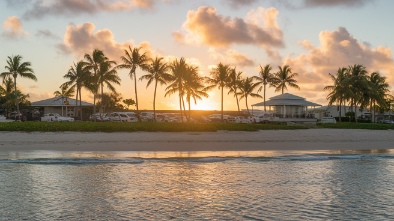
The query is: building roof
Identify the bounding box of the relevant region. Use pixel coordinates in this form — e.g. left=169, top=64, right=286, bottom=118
left=31, top=96, right=94, bottom=107
left=252, top=93, right=321, bottom=107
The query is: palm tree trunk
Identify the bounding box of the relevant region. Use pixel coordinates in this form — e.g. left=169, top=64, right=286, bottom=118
left=339, top=99, right=342, bottom=122
left=93, top=94, right=96, bottom=121
left=354, top=100, right=358, bottom=123
left=179, top=92, right=183, bottom=123
left=263, top=84, right=266, bottom=112
left=93, top=68, right=97, bottom=122
left=79, top=88, right=82, bottom=121
left=101, top=82, right=104, bottom=115
left=369, top=99, right=373, bottom=123
left=133, top=70, right=140, bottom=122
left=221, top=86, right=224, bottom=122
left=75, top=89, right=79, bottom=120
left=14, top=76, right=19, bottom=114
left=153, top=80, right=157, bottom=122
left=188, top=98, right=191, bottom=121
left=373, top=101, right=376, bottom=123
left=182, top=96, right=187, bottom=121
left=246, top=96, right=250, bottom=115
left=235, top=89, right=240, bottom=112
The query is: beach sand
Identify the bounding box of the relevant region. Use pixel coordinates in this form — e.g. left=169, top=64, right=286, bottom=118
left=0, top=129, right=393, bottom=151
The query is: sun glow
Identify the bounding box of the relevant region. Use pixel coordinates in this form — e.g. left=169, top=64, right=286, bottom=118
left=191, top=98, right=218, bottom=111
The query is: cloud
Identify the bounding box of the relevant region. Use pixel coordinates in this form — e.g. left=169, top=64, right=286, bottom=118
left=57, top=22, right=161, bottom=62
left=303, top=0, right=374, bottom=7
left=282, top=27, right=394, bottom=100
left=209, top=48, right=255, bottom=67
left=174, top=6, right=284, bottom=55
left=2, top=16, right=28, bottom=39
left=276, top=0, right=374, bottom=9
left=35, top=29, right=59, bottom=40
left=224, top=0, right=258, bottom=8
left=13, top=0, right=172, bottom=19
left=57, top=22, right=130, bottom=60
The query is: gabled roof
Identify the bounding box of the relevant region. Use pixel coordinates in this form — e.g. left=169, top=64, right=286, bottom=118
left=31, top=96, right=94, bottom=107
left=252, top=93, right=321, bottom=107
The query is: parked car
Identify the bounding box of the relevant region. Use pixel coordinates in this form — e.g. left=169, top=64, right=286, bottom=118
left=155, top=113, right=171, bottom=122
left=7, top=111, right=24, bottom=121
left=109, top=112, right=138, bottom=122
left=90, top=113, right=110, bottom=122
left=380, top=119, right=394, bottom=124
left=320, top=117, right=337, bottom=123
left=208, top=114, right=230, bottom=123
left=163, top=113, right=187, bottom=122
left=235, top=116, right=251, bottom=124
left=41, top=113, right=75, bottom=122
left=199, top=115, right=211, bottom=123
left=140, top=112, right=155, bottom=122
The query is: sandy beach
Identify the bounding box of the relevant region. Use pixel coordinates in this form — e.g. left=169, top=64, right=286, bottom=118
left=0, top=129, right=393, bottom=151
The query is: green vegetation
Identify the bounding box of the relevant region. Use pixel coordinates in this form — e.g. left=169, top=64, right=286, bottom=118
left=1, top=121, right=394, bottom=132
left=317, top=122, right=394, bottom=130
left=0, top=122, right=306, bottom=132
left=1, top=55, right=36, bottom=115
left=324, top=65, right=393, bottom=123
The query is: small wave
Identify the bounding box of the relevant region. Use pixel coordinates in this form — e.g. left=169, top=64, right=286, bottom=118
left=0, top=158, right=144, bottom=165
left=240, top=154, right=394, bottom=162
left=157, top=157, right=229, bottom=163
left=1, top=154, right=393, bottom=165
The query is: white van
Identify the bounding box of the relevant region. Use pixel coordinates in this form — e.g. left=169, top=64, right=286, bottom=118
left=109, top=112, right=137, bottom=122
left=140, top=112, right=154, bottom=122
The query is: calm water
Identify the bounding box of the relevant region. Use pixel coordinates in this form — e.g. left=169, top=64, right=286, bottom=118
left=1, top=150, right=394, bottom=220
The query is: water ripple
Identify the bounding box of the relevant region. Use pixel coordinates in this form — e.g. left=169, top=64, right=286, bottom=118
left=0, top=152, right=393, bottom=220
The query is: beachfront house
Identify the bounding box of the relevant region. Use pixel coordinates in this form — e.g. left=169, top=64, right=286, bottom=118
left=31, top=96, right=94, bottom=120
left=251, top=93, right=322, bottom=124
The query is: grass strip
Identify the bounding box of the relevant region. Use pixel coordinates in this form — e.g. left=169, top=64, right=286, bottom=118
left=0, top=121, right=306, bottom=132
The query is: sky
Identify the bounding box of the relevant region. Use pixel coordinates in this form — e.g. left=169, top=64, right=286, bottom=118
left=1, top=0, right=394, bottom=111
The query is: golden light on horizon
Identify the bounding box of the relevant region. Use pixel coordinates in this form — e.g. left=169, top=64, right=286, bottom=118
left=191, top=98, right=218, bottom=111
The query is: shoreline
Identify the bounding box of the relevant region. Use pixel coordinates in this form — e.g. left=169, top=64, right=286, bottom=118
left=1, top=129, right=393, bottom=151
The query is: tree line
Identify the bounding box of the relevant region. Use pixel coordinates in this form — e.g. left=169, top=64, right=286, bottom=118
left=1, top=48, right=392, bottom=123
left=324, top=64, right=393, bottom=123
left=57, top=46, right=302, bottom=122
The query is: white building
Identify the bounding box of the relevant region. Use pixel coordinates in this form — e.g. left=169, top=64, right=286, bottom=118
left=252, top=93, right=321, bottom=124
left=31, top=96, right=94, bottom=120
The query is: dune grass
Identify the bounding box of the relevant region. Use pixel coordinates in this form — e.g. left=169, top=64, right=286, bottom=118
left=0, top=121, right=306, bottom=132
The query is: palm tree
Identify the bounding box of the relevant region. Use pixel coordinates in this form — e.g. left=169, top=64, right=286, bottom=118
left=165, top=57, right=188, bottom=122
left=96, top=61, right=121, bottom=113
left=1, top=55, right=36, bottom=114
left=0, top=77, right=16, bottom=116
left=84, top=49, right=111, bottom=116
left=324, top=67, right=349, bottom=122
left=227, top=68, right=243, bottom=112
left=119, top=46, right=149, bottom=121
left=254, top=64, right=275, bottom=112
left=347, top=64, right=369, bottom=122
left=368, top=72, right=391, bottom=123
left=273, top=65, right=300, bottom=94
left=62, top=61, right=90, bottom=120
left=183, top=65, right=208, bottom=120
left=140, top=57, right=172, bottom=122
left=238, top=77, right=262, bottom=115
left=205, top=62, right=231, bottom=122
left=54, top=84, right=75, bottom=116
